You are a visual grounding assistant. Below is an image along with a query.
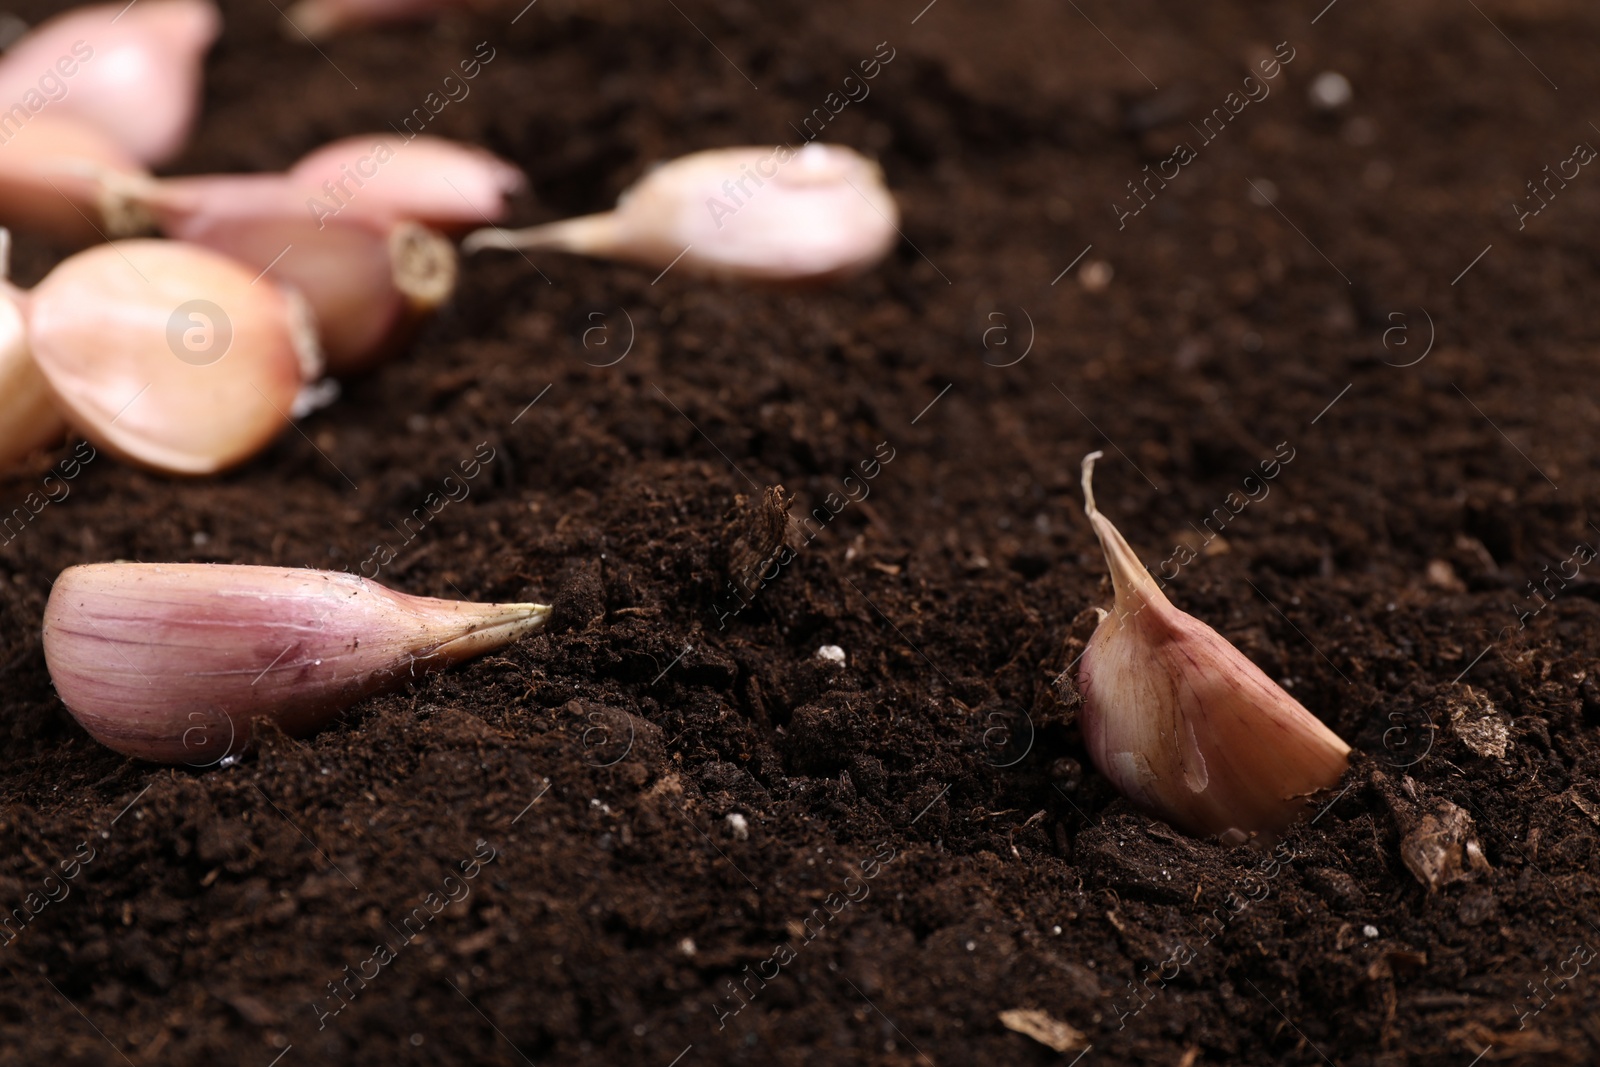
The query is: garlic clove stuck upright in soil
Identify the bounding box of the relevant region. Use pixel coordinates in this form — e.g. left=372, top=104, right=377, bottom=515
left=0, top=0, right=222, bottom=166
left=103, top=173, right=457, bottom=374
left=287, top=134, right=526, bottom=232
left=0, top=117, right=151, bottom=245
left=1075, top=451, right=1351, bottom=844
left=27, top=239, right=321, bottom=475
left=43, top=563, right=552, bottom=763
left=463, top=143, right=900, bottom=283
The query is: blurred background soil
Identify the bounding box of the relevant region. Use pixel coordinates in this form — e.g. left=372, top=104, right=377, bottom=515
left=3, top=0, right=1600, bottom=1063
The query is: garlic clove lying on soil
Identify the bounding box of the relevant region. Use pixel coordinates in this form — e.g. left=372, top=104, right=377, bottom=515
left=105, top=173, right=457, bottom=374
left=287, top=134, right=526, bottom=232
left=0, top=287, right=66, bottom=470
left=1075, top=451, right=1351, bottom=844
left=283, top=0, right=476, bottom=40
left=43, top=563, right=551, bottom=763
left=0, top=116, right=151, bottom=245
left=27, top=239, right=321, bottom=475
left=0, top=0, right=222, bottom=166
left=463, top=143, right=900, bottom=283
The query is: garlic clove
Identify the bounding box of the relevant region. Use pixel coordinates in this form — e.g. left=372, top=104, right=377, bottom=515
left=1075, top=451, right=1351, bottom=844
left=42, top=562, right=551, bottom=763
left=0, top=287, right=66, bottom=470
left=0, top=0, right=221, bottom=166
left=463, top=143, right=900, bottom=282
left=27, top=239, right=321, bottom=475
left=287, top=134, right=526, bottom=232
left=105, top=173, right=457, bottom=374
left=0, top=116, right=151, bottom=245
left=283, top=0, right=475, bottom=40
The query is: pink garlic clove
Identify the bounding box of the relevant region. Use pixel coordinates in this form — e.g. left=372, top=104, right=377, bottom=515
left=0, top=116, right=150, bottom=245
left=1074, top=452, right=1351, bottom=845
left=0, top=0, right=221, bottom=166
left=0, top=285, right=66, bottom=471
left=462, top=143, right=900, bottom=283
left=107, top=172, right=457, bottom=374
left=287, top=134, right=526, bottom=232
left=42, top=562, right=551, bottom=763
left=27, top=239, right=321, bottom=475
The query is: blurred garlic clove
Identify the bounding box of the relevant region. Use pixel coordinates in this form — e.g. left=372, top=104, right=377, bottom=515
left=43, top=562, right=551, bottom=763
left=283, top=0, right=476, bottom=39
left=463, top=143, right=900, bottom=283
left=0, top=286, right=66, bottom=470
left=106, top=173, right=457, bottom=374
left=1074, top=451, right=1351, bottom=844
left=0, top=0, right=221, bottom=166
left=27, top=239, right=321, bottom=475
left=287, top=134, right=526, bottom=232
left=0, top=116, right=150, bottom=244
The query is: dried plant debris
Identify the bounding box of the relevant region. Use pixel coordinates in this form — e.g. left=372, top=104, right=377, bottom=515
left=1567, top=790, right=1600, bottom=826
left=720, top=485, right=796, bottom=601
left=1399, top=798, right=1491, bottom=892
left=1448, top=686, right=1510, bottom=760
left=999, top=1008, right=1087, bottom=1053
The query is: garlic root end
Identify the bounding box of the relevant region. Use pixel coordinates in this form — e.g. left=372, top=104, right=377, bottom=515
left=390, top=222, right=458, bottom=311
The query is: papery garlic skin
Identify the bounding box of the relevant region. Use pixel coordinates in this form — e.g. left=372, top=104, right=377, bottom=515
left=107, top=174, right=457, bottom=374
left=463, top=143, right=900, bottom=282
left=0, top=287, right=66, bottom=470
left=27, top=240, right=320, bottom=475
left=288, top=134, right=526, bottom=232
left=0, top=0, right=222, bottom=166
left=43, top=563, right=551, bottom=762
left=1075, top=452, right=1350, bottom=843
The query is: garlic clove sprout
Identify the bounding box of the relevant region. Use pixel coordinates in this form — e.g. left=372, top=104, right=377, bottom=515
left=463, top=143, right=900, bottom=282
left=43, top=563, right=551, bottom=763
left=27, top=239, right=321, bottom=475
left=0, top=116, right=151, bottom=245
left=287, top=134, right=526, bottom=232
left=104, top=173, right=457, bottom=374
left=0, top=0, right=222, bottom=166
left=1075, top=451, right=1351, bottom=844
left=283, top=0, right=476, bottom=40
left=0, top=287, right=66, bottom=470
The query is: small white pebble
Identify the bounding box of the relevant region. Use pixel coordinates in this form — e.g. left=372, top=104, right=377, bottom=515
left=1309, top=71, right=1353, bottom=111
left=679, top=938, right=697, bottom=956
left=965, top=940, right=976, bottom=951
left=816, top=644, right=846, bottom=665
left=725, top=813, right=750, bottom=841
left=1363, top=925, right=1379, bottom=939
left=1051, top=925, right=1062, bottom=935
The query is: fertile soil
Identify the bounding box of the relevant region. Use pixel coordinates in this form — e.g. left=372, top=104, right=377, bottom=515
left=4, top=0, right=1600, bottom=1063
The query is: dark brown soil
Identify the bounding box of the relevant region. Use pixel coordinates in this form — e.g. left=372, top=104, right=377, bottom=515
left=4, top=0, right=1600, bottom=1063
